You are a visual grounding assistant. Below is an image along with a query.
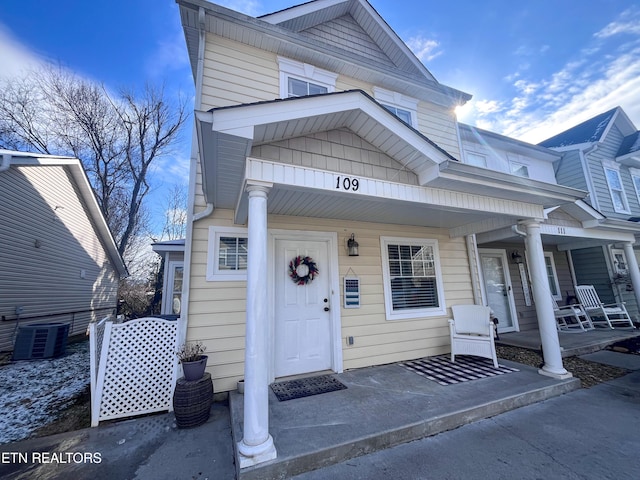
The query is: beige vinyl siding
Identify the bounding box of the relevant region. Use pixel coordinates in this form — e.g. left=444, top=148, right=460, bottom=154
left=187, top=209, right=474, bottom=392
left=416, top=103, right=460, bottom=159
left=0, top=165, right=119, bottom=352
left=201, top=35, right=279, bottom=110
left=251, top=129, right=419, bottom=185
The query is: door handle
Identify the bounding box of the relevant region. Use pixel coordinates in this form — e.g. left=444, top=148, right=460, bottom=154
left=324, top=306, right=330, bottom=312
left=324, top=297, right=329, bottom=311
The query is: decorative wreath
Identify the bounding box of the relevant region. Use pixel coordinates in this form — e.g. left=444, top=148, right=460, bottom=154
left=288, top=255, right=319, bottom=285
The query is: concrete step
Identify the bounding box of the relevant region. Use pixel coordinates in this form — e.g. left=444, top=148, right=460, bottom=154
left=229, top=361, right=580, bottom=480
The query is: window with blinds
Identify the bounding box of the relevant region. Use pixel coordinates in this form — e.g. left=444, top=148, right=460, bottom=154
left=381, top=237, right=446, bottom=319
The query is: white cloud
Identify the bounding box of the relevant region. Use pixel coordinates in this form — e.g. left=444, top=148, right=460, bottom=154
left=595, top=8, right=640, bottom=38
left=0, top=24, right=45, bottom=79
left=406, top=35, right=442, bottom=63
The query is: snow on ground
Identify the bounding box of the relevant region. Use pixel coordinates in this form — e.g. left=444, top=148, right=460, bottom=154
left=0, top=340, right=90, bottom=444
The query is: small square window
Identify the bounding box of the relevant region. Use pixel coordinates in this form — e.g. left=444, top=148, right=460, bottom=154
left=465, top=152, right=487, bottom=168
left=511, top=163, right=529, bottom=178
left=207, top=227, right=248, bottom=281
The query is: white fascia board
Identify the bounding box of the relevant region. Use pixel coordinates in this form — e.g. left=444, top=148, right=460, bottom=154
left=260, top=0, right=347, bottom=24
left=200, top=92, right=452, bottom=164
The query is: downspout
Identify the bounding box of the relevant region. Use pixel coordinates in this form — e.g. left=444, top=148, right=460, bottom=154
left=178, top=6, right=210, bottom=349
left=0, top=153, right=11, bottom=172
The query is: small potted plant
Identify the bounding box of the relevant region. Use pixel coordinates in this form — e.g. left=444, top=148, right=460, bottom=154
left=176, top=341, right=208, bottom=381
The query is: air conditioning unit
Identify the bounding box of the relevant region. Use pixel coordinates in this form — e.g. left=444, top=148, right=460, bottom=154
left=13, top=323, right=70, bottom=360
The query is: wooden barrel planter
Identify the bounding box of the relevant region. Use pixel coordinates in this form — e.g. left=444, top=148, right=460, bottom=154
left=173, top=372, right=213, bottom=428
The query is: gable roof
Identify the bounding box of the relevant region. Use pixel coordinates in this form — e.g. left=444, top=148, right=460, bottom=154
left=0, top=150, right=127, bottom=277
left=177, top=0, right=470, bottom=108
left=617, top=131, right=640, bottom=157
left=538, top=106, right=638, bottom=150
left=538, top=108, right=619, bottom=148
left=259, top=0, right=436, bottom=82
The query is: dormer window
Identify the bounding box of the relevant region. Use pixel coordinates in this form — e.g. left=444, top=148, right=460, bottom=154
left=278, top=57, right=337, bottom=99
left=373, top=87, right=418, bottom=127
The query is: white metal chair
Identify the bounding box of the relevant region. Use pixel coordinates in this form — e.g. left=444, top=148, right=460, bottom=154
left=574, top=285, right=635, bottom=329
left=449, top=305, right=499, bottom=368
left=552, top=296, right=594, bottom=332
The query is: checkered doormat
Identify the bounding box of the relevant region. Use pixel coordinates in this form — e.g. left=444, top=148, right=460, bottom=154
left=401, top=355, right=519, bottom=386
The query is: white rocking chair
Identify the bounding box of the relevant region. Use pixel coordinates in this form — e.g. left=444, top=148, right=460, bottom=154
left=552, top=296, right=594, bottom=332
left=449, top=305, right=499, bottom=368
left=574, top=285, right=635, bottom=329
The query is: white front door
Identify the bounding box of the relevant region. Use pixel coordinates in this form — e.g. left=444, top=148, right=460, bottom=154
left=479, top=249, right=519, bottom=333
left=274, top=239, right=332, bottom=378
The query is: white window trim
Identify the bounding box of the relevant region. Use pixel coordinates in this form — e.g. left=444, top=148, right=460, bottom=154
left=164, top=261, right=184, bottom=315
left=278, top=57, right=337, bottom=99
left=603, top=160, right=630, bottom=213
left=373, top=87, right=418, bottom=127
left=510, top=161, right=530, bottom=178
left=380, top=236, right=446, bottom=320
left=629, top=167, right=640, bottom=206
left=207, top=226, right=248, bottom=281
left=611, top=248, right=629, bottom=275
left=544, top=252, right=562, bottom=301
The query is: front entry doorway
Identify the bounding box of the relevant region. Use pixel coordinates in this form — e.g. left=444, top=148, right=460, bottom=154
left=274, top=238, right=333, bottom=378
left=479, top=249, right=519, bottom=333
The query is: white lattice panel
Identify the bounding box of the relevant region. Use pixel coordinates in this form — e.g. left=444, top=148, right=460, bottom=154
left=91, top=317, right=178, bottom=425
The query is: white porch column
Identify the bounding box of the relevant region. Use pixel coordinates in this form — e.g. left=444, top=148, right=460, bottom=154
left=238, top=184, right=277, bottom=467
left=522, top=220, right=572, bottom=379
left=623, top=242, right=640, bottom=316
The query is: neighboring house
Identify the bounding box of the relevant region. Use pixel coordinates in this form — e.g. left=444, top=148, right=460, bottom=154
left=0, top=150, right=127, bottom=352
left=539, top=107, right=640, bottom=320
left=458, top=124, right=640, bottom=332
left=151, top=239, right=185, bottom=316
left=177, top=0, right=590, bottom=466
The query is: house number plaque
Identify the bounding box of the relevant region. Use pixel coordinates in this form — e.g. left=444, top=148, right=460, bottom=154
left=335, top=176, right=360, bottom=191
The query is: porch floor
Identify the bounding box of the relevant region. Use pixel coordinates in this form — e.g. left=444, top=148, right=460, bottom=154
left=230, top=357, right=580, bottom=480
left=496, top=327, right=640, bottom=357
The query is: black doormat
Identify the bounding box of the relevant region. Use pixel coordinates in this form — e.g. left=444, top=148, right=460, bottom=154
left=270, top=374, right=347, bottom=401
left=607, top=336, right=640, bottom=355
left=401, top=355, right=519, bottom=386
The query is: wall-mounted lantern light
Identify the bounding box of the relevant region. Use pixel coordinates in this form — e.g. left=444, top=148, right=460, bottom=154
left=511, top=250, right=523, bottom=264
left=347, top=233, right=359, bottom=257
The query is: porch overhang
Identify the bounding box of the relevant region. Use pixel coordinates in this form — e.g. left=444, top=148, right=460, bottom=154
left=195, top=90, right=456, bottom=209
left=195, top=90, right=587, bottom=237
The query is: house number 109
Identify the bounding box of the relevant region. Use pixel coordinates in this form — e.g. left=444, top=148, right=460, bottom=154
left=335, top=176, right=360, bottom=191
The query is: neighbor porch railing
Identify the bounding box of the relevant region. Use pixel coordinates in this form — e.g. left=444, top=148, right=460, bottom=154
left=89, top=316, right=178, bottom=426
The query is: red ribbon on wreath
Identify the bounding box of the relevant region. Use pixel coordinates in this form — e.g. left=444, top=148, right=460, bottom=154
left=288, top=255, right=319, bottom=285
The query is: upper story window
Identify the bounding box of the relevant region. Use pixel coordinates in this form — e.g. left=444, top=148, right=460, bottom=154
left=629, top=168, right=640, bottom=207
left=510, top=162, right=530, bottom=178
left=278, top=57, right=337, bottom=99
left=207, top=226, right=248, bottom=281
left=603, top=160, right=629, bottom=213
left=465, top=151, right=488, bottom=168
left=373, top=87, right=418, bottom=127
left=380, top=236, right=446, bottom=320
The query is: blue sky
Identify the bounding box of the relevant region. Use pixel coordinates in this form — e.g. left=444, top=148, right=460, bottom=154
left=2, top=0, right=640, bottom=231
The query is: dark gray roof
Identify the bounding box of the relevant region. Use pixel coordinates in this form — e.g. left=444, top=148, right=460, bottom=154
left=617, top=131, right=640, bottom=157
left=538, top=107, right=618, bottom=148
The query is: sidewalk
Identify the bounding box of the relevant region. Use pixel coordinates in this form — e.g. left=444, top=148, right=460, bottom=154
left=2, top=349, right=639, bottom=480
